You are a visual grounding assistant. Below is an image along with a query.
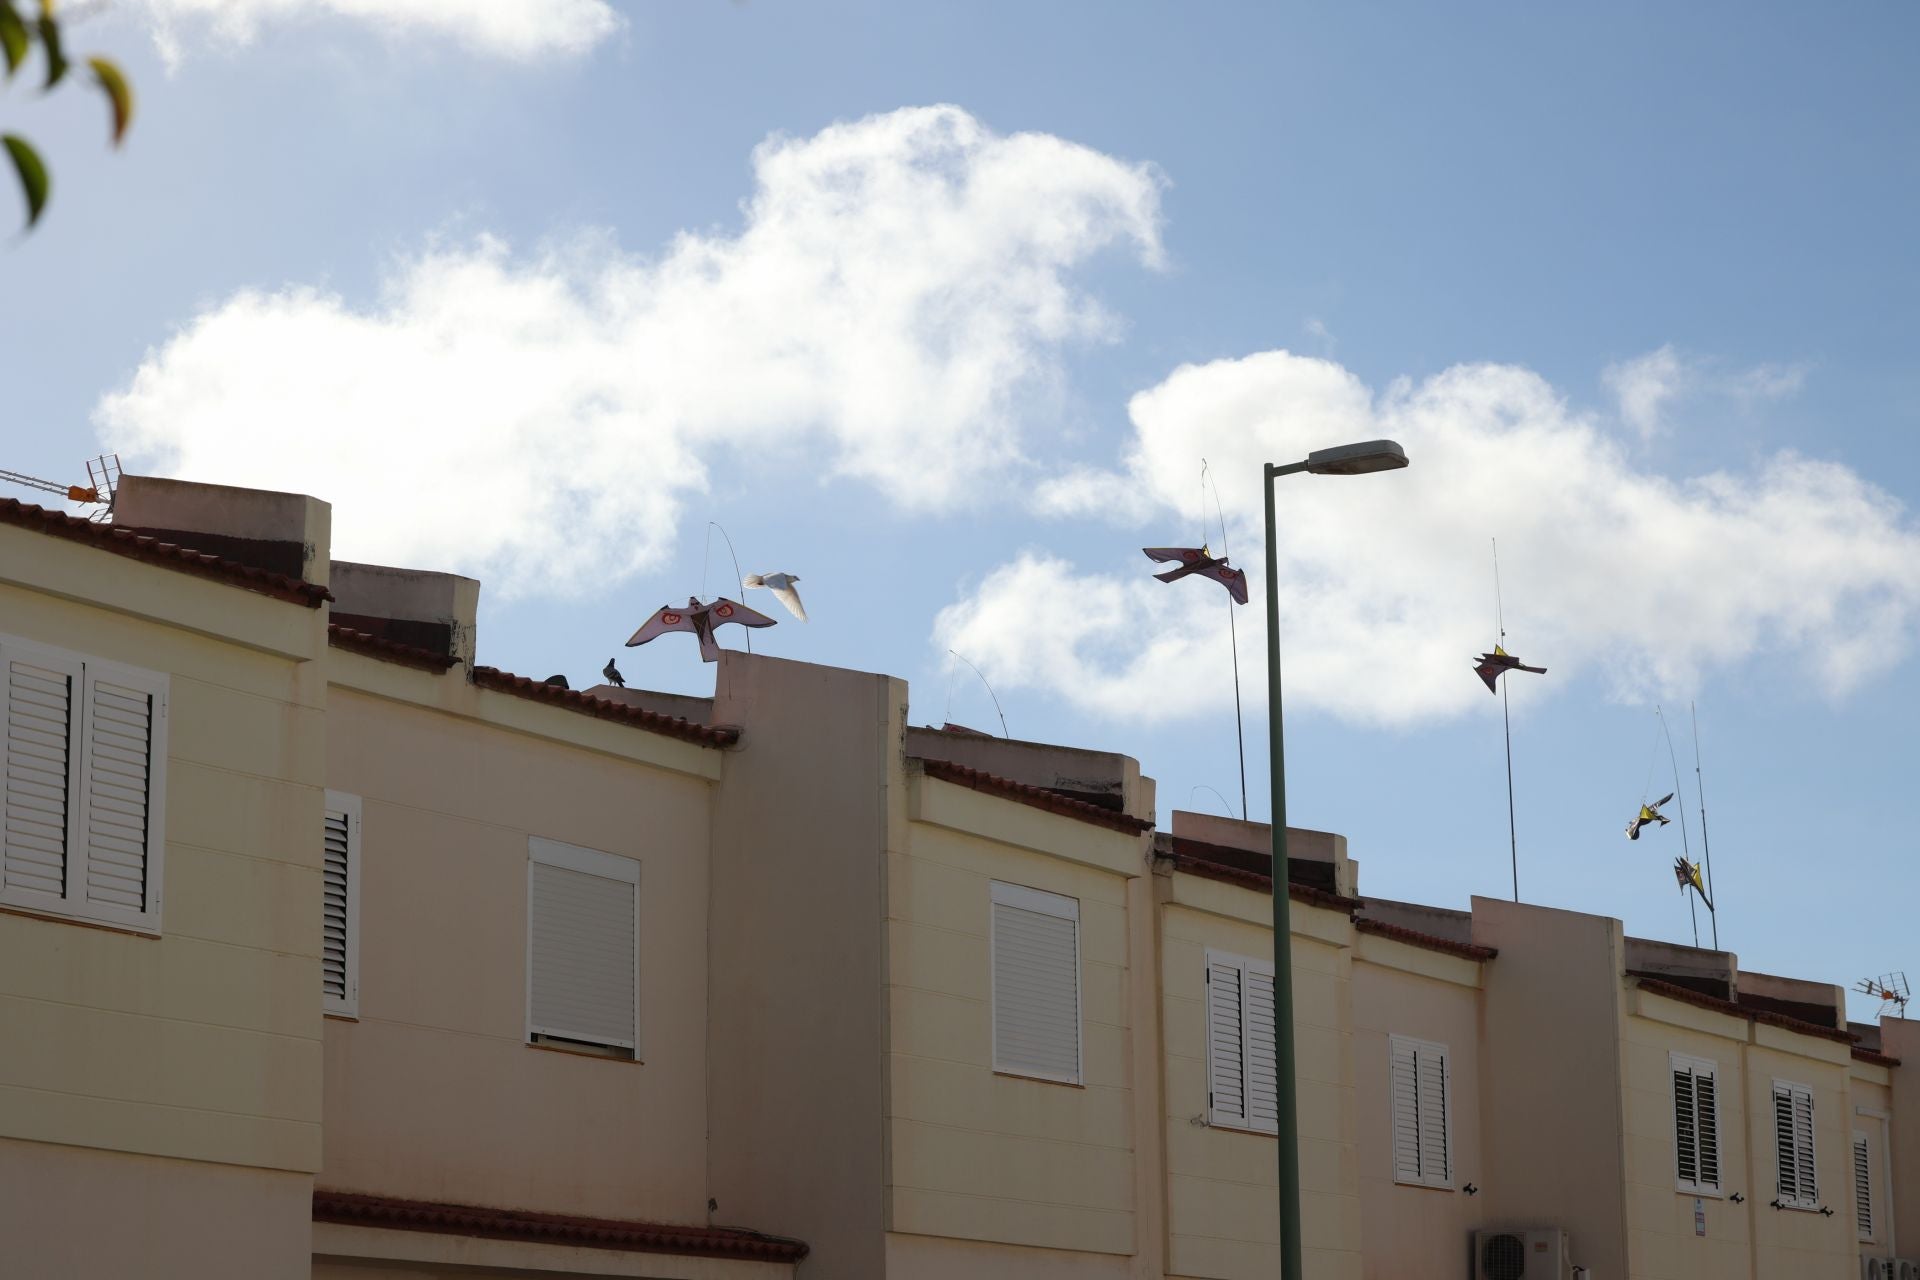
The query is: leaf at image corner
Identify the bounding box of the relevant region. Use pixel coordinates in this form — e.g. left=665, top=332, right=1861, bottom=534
left=3, top=133, right=49, bottom=228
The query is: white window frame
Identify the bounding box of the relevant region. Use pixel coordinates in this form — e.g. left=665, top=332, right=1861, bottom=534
left=1389, top=1033, right=1454, bottom=1189
left=321, top=790, right=362, bottom=1018
left=1670, top=1051, right=1723, bottom=1196
left=1772, top=1079, right=1819, bottom=1210
left=0, top=633, right=168, bottom=934
left=1205, top=948, right=1278, bottom=1135
left=989, top=880, right=1082, bottom=1085
left=526, top=836, right=640, bottom=1057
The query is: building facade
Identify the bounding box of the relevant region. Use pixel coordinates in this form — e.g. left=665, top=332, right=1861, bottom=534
left=0, top=474, right=1911, bottom=1279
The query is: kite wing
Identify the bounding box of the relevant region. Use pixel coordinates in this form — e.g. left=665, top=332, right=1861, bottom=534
left=1652, top=793, right=1674, bottom=810
left=1141, top=546, right=1204, bottom=566
left=1196, top=560, right=1250, bottom=605
left=626, top=603, right=701, bottom=648
left=706, top=597, right=778, bottom=631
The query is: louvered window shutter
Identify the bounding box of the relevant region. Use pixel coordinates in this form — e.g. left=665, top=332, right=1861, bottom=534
left=1246, top=969, right=1278, bottom=1133
left=1207, top=960, right=1246, bottom=1125
left=528, top=839, right=639, bottom=1053
left=1672, top=1055, right=1719, bottom=1192
left=1391, top=1035, right=1451, bottom=1186
left=990, top=882, right=1080, bottom=1083
left=2, top=647, right=83, bottom=905
left=1854, top=1132, right=1873, bottom=1239
left=1773, top=1082, right=1818, bottom=1207
left=1, top=641, right=165, bottom=932
left=322, top=792, right=362, bottom=1016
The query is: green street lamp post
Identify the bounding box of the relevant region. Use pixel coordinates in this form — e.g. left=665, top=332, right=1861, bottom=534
left=1263, top=439, right=1408, bottom=1280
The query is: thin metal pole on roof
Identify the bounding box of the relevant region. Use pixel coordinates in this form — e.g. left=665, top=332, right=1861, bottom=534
left=1691, top=702, right=1720, bottom=950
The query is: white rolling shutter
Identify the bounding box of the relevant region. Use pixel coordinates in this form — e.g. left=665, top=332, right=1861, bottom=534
left=322, top=792, right=362, bottom=1016
left=1205, top=950, right=1278, bottom=1133
left=2, top=648, right=82, bottom=904
left=1390, top=1034, right=1452, bottom=1187
left=0, top=638, right=165, bottom=932
left=1854, top=1131, right=1873, bottom=1240
left=1773, top=1081, right=1818, bottom=1208
left=529, top=838, right=639, bottom=1054
left=1672, top=1054, right=1720, bottom=1192
left=990, top=881, right=1080, bottom=1083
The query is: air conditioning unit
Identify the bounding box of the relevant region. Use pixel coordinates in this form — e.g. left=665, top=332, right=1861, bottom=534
left=1474, top=1228, right=1568, bottom=1280
left=1863, top=1259, right=1894, bottom=1280
left=1895, top=1261, right=1920, bottom=1280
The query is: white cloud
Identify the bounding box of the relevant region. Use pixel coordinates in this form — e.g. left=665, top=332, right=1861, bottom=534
left=939, top=350, right=1920, bottom=726
left=130, top=0, right=622, bottom=65
left=98, top=106, right=1164, bottom=594
left=1603, top=343, right=1687, bottom=440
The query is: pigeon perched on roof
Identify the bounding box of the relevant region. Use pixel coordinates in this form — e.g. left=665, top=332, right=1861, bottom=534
left=626, top=596, right=777, bottom=663
left=603, top=658, right=624, bottom=688
left=1626, top=793, right=1674, bottom=841
left=1141, top=545, right=1249, bottom=605
left=743, top=572, right=807, bottom=622
left=1472, top=645, right=1547, bottom=693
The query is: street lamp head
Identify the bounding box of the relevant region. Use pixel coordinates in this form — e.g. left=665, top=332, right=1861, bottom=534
left=1304, top=439, right=1409, bottom=476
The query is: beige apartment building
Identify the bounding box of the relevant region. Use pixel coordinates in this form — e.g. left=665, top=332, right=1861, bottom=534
left=0, top=473, right=1913, bottom=1279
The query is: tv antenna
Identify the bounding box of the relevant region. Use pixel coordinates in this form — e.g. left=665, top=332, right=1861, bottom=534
left=0, top=453, right=122, bottom=522
left=1853, top=972, right=1909, bottom=1017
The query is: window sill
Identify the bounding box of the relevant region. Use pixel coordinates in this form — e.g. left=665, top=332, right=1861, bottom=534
left=1774, top=1200, right=1822, bottom=1213
left=323, top=1011, right=360, bottom=1022
left=993, top=1069, right=1083, bottom=1089
left=528, top=1040, right=641, bottom=1065
left=1207, top=1119, right=1279, bottom=1138
left=1392, top=1178, right=1456, bottom=1193
left=0, top=901, right=160, bottom=939
left=1676, top=1185, right=1725, bottom=1199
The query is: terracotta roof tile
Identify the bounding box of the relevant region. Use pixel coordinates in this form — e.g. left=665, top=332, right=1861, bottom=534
left=1853, top=1046, right=1902, bottom=1068
left=1636, top=978, right=1858, bottom=1045
left=312, top=1191, right=806, bottom=1263
left=1354, top=916, right=1497, bottom=961
left=1159, top=849, right=1364, bottom=912
left=470, top=666, right=738, bottom=748
left=0, top=497, right=331, bottom=607
left=912, top=758, right=1154, bottom=835
left=327, top=623, right=458, bottom=672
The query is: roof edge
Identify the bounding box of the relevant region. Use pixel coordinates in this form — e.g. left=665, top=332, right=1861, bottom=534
left=312, top=1190, right=808, bottom=1263
left=1354, top=915, right=1497, bottom=962
left=1636, top=977, right=1859, bottom=1046
left=913, top=757, right=1153, bottom=835
left=328, top=623, right=458, bottom=672
left=470, top=666, right=738, bottom=748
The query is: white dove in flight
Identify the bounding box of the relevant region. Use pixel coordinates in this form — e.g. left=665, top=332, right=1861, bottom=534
left=743, top=572, right=807, bottom=622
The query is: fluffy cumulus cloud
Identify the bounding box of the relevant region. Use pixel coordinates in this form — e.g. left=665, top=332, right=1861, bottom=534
left=941, top=351, right=1920, bottom=726
left=99, top=106, right=1164, bottom=593
left=128, top=0, right=622, bottom=64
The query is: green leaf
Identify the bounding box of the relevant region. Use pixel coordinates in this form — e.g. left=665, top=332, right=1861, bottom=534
left=87, top=57, right=132, bottom=144
left=0, top=3, right=27, bottom=79
left=35, top=10, right=63, bottom=89
left=3, top=133, right=49, bottom=228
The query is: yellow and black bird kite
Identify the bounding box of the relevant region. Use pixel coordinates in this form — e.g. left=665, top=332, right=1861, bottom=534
left=1673, top=855, right=1712, bottom=910
left=1472, top=644, right=1547, bottom=693
left=1626, top=793, right=1674, bottom=841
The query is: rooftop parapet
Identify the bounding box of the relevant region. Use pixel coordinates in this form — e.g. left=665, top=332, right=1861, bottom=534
left=115, top=474, right=331, bottom=587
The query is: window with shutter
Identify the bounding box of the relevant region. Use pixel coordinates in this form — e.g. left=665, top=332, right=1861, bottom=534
left=0, top=637, right=166, bottom=933
left=1671, top=1053, right=1720, bottom=1193
left=322, top=791, right=362, bottom=1017
left=1772, top=1081, right=1818, bottom=1209
left=1854, top=1131, right=1874, bottom=1241
left=1390, top=1034, right=1452, bottom=1188
left=1204, top=950, right=1277, bottom=1134
left=990, top=881, right=1080, bottom=1083
left=528, top=838, right=639, bottom=1057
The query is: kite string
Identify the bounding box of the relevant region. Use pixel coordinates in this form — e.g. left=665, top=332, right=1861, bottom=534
left=1202, top=459, right=1248, bottom=818
left=706, top=521, right=750, bottom=653
left=1492, top=536, right=1506, bottom=641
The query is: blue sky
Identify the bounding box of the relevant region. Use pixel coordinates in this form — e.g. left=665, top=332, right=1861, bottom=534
left=5, top=2, right=1916, bottom=1019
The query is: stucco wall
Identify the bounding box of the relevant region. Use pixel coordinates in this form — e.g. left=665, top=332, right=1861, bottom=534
left=1471, top=898, right=1629, bottom=1278
left=319, top=682, right=715, bottom=1221
left=887, top=791, right=1138, bottom=1256
left=1620, top=992, right=1754, bottom=1279
left=1742, top=1037, right=1859, bottom=1278
left=706, top=654, right=903, bottom=1280
left=1884, top=1017, right=1920, bottom=1258
left=1159, top=889, right=1359, bottom=1280
left=1350, top=935, right=1485, bottom=1277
